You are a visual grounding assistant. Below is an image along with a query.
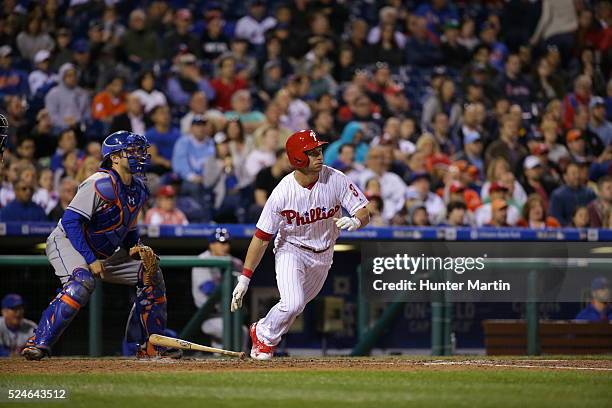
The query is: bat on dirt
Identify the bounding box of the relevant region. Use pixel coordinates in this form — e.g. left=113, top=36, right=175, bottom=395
left=149, top=334, right=246, bottom=359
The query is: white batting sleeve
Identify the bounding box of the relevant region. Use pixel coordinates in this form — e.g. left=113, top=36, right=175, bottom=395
left=255, top=189, right=283, bottom=235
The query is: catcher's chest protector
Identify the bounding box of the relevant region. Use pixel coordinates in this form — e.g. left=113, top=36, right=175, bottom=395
left=86, top=169, right=148, bottom=257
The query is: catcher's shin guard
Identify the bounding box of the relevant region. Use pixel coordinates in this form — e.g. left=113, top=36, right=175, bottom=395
left=28, top=268, right=96, bottom=351
left=125, top=266, right=167, bottom=356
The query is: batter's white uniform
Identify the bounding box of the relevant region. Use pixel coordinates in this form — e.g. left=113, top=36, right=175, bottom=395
left=255, top=165, right=368, bottom=346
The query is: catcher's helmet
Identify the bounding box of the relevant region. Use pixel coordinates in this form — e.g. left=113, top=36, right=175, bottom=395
left=102, top=131, right=151, bottom=175
left=285, top=129, right=327, bottom=168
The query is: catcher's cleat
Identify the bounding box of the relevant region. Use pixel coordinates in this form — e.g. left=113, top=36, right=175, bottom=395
left=249, top=322, right=274, bottom=360
left=22, top=346, right=50, bottom=361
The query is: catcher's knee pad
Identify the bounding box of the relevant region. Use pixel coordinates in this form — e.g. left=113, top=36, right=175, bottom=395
left=32, top=267, right=95, bottom=348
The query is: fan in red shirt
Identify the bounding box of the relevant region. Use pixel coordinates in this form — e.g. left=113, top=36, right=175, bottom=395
left=144, top=185, right=189, bottom=226
left=210, top=55, right=247, bottom=111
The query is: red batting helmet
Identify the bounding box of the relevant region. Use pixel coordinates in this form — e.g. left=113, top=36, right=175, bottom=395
left=285, top=129, right=328, bottom=168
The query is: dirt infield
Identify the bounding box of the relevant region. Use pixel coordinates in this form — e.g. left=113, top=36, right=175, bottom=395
left=2, top=356, right=612, bottom=375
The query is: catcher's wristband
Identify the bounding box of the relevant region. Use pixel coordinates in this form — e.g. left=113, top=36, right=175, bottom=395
left=242, top=268, right=253, bottom=278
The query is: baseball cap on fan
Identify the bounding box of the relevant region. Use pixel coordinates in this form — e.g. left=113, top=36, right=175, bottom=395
left=34, top=49, right=51, bottom=64
left=523, top=155, right=541, bottom=170
left=2, top=293, right=24, bottom=309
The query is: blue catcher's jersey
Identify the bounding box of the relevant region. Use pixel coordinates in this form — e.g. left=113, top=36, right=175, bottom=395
left=64, top=169, right=149, bottom=258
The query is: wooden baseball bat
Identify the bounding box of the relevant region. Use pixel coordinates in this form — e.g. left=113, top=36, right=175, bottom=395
left=149, top=334, right=246, bottom=359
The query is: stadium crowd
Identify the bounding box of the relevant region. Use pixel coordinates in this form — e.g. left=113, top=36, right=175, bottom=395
left=0, top=0, right=611, bottom=228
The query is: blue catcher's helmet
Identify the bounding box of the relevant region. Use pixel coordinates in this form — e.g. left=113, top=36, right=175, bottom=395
left=102, top=131, right=151, bottom=175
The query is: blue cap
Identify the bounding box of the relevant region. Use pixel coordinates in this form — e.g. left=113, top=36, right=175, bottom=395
left=409, top=172, right=430, bottom=184
left=1, top=293, right=24, bottom=309
left=591, top=277, right=609, bottom=291
left=213, top=227, right=230, bottom=243
left=72, top=39, right=90, bottom=53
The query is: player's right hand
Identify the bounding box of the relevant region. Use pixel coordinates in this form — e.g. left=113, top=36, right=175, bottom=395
left=231, top=275, right=250, bottom=312
left=89, top=260, right=105, bottom=279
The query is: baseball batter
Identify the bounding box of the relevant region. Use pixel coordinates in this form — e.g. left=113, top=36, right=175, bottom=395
left=231, top=129, right=370, bottom=360
left=22, top=131, right=176, bottom=360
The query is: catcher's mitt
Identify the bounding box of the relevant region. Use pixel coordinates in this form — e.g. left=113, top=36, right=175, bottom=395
left=129, top=245, right=159, bottom=286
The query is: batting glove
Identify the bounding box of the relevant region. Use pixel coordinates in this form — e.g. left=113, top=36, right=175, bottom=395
left=231, top=275, right=250, bottom=312
left=335, top=216, right=361, bottom=232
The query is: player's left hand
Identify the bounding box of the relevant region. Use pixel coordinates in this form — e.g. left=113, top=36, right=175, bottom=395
left=129, top=245, right=160, bottom=285
left=334, top=216, right=361, bottom=232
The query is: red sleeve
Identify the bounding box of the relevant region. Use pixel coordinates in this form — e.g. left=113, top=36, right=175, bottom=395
left=255, top=228, right=273, bottom=241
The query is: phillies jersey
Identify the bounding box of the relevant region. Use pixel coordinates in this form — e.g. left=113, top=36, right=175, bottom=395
left=256, top=165, right=368, bottom=251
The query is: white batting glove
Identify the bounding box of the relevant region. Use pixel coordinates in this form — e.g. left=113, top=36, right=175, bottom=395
left=231, top=275, right=250, bottom=312
left=335, top=216, right=361, bottom=232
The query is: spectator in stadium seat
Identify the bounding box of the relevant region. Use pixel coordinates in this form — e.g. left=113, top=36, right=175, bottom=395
left=49, top=129, right=81, bottom=172
left=457, top=18, right=479, bottom=52
left=0, top=46, right=28, bottom=97
left=172, top=114, right=216, bottom=188
left=479, top=21, right=508, bottom=73
left=429, top=112, right=455, bottom=156
left=253, top=102, right=292, bottom=149
left=405, top=172, right=446, bottom=225
left=529, top=0, right=578, bottom=66
left=0, top=179, right=47, bottom=222
left=422, top=78, right=462, bottom=136
left=28, top=50, right=56, bottom=96
left=566, top=129, right=593, bottom=163
left=344, top=19, right=371, bottom=67
left=275, top=79, right=311, bottom=132
left=211, top=56, right=248, bottom=112
left=92, top=74, right=127, bottom=123
left=533, top=57, right=566, bottom=106
left=475, top=182, right=521, bottom=227
left=163, top=8, right=200, bottom=60
left=119, top=9, right=159, bottom=67
left=200, top=13, right=230, bottom=62
left=549, top=162, right=597, bottom=225
left=486, top=199, right=510, bottom=227
left=71, top=39, right=100, bottom=92
left=562, top=75, right=592, bottom=130
left=368, top=7, right=406, bottom=48
left=517, top=194, right=560, bottom=229
left=359, top=146, right=407, bottom=222
left=0, top=294, right=37, bottom=357
left=440, top=20, right=469, bottom=69
left=415, top=0, right=459, bottom=38
left=44, top=63, right=90, bottom=130
left=145, top=185, right=189, bottom=226
left=0, top=160, right=24, bottom=207
left=50, top=27, right=73, bottom=71
left=371, top=23, right=404, bottom=67
left=133, top=70, right=168, bottom=115
left=166, top=53, right=215, bottom=108
left=407, top=202, right=430, bottom=227
left=16, top=16, right=54, bottom=63
left=245, top=127, right=279, bottom=183
left=48, top=177, right=77, bottom=222
left=325, top=121, right=368, bottom=166
left=570, top=205, right=591, bottom=228
left=588, top=96, right=612, bottom=146
left=404, top=16, right=443, bottom=67
left=230, top=38, right=258, bottom=81
left=495, top=54, right=532, bottom=110
left=110, top=92, right=145, bottom=135
left=575, top=277, right=611, bottom=321
left=453, top=130, right=484, bottom=178
left=573, top=105, right=604, bottom=157
left=331, top=144, right=364, bottom=185
left=33, top=168, right=58, bottom=215
left=235, top=0, right=276, bottom=47
left=310, top=110, right=335, bottom=143
left=485, top=114, right=528, bottom=174
left=253, top=148, right=292, bottom=209
left=145, top=105, right=181, bottom=173
left=443, top=201, right=469, bottom=227
left=180, top=91, right=224, bottom=136
left=225, top=90, right=265, bottom=134
left=522, top=156, right=558, bottom=208
left=587, top=175, right=612, bottom=227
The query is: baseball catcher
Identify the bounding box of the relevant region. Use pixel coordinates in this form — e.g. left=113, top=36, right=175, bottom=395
left=22, top=131, right=179, bottom=360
